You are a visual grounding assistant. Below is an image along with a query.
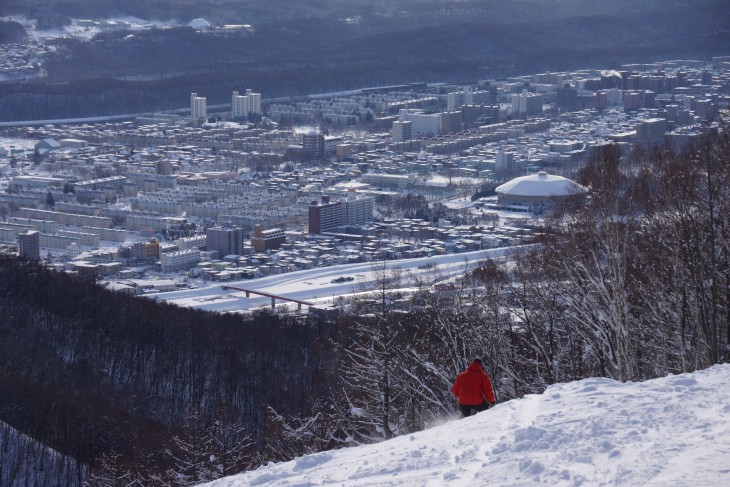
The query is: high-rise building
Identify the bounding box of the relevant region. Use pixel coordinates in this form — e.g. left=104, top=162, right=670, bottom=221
left=622, top=91, right=642, bottom=112
left=447, top=86, right=492, bottom=110
left=206, top=226, right=244, bottom=256
left=556, top=84, right=577, bottom=110
left=308, top=194, right=373, bottom=234
left=447, top=91, right=465, bottom=111
left=232, top=91, right=247, bottom=118
left=232, top=89, right=262, bottom=118
left=344, top=194, right=374, bottom=227
left=245, top=89, right=261, bottom=115
left=636, top=118, right=667, bottom=146
left=391, top=120, right=413, bottom=142
left=701, top=70, right=713, bottom=86
left=18, top=230, right=40, bottom=260
left=511, top=90, right=543, bottom=117
left=302, top=132, right=325, bottom=156
left=308, top=196, right=344, bottom=234
left=495, top=147, right=518, bottom=178
left=441, top=111, right=463, bottom=134
left=131, top=239, right=160, bottom=261
left=695, top=99, right=714, bottom=119
left=156, top=159, right=173, bottom=175
left=398, top=109, right=442, bottom=135
left=460, top=105, right=499, bottom=126
left=190, top=92, right=207, bottom=120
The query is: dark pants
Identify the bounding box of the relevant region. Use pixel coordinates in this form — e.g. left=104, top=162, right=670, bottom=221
left=459, top=401, right=489, bottom=418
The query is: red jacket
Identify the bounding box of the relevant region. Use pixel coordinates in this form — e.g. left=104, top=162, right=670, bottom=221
left=451, top=361, right=495, bottom=406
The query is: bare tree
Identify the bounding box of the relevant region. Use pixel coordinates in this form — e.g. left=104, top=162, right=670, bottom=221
left=342, top=261, right=404, bottom=441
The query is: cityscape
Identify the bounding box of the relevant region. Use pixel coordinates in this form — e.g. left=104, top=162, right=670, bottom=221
left=1, top=2, right=729, bottom=486
left=2, top=56, right=727, bottom=313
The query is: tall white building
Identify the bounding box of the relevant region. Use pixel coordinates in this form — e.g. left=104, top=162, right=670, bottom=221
left=246, top=89, right=261, bottom=115
left=344, top=194, right=374, bottom=227
left=447, top=86, right=492, bottom=110
left=447, top=91, right=465, bottom=111
left=232, top=89, right=262, bottom=118
left=398, top=109, right=442, bottom=135
left=190, top=92, right=207, bottom=120
left=495, top=147, right=518, bottom=178
left=511, top=89, right=543, bottom=117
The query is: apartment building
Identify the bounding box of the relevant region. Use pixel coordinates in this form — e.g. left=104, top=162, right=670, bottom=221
left=398, top=109, right=442, bottom=135
left=206, top=226, right=245, bottom=256
left=190, top=92, right=207, bottom=120
left=392, top=120, right=413, bottom=142
left=18, top=230, right=40, bottom=260
left=308, top=196, right=344, bottom=234
left=251, top=225, right=286, bottom=252
left=308, top=194, right=373, bottom=234
left=232, top=89, right=262, bottom=118
left=161, top=249, right=201, bottom=272
left=511, top=89, right=543, bottom=117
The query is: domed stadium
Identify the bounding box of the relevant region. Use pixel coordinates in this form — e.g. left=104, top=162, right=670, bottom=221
left=495, top=171, right=587, bottom=214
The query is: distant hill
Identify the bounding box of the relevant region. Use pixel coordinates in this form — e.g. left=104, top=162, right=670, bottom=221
left=0, top=0, right=727, bottom=120
left=0, top=20, right=27, bottom=43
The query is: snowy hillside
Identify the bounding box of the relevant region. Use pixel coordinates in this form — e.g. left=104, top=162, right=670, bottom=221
left=202, top=365, right=730, bottom=486
left=0, top=420, right=86, bottom=486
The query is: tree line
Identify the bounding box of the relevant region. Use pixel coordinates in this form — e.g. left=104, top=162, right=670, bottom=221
left=0, top=256, right=342, bottom=484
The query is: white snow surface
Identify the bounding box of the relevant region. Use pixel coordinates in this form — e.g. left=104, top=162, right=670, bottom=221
left=201, top=365, right=730, bottom=487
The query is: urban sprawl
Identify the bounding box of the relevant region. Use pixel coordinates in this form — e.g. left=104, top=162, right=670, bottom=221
left=1, top=56, right=729, bottom=309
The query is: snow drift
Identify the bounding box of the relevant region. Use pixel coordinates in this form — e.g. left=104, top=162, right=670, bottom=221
left=201, top=365, right=730, bottom=486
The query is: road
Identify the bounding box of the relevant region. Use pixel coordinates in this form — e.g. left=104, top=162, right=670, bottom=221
left=152, top=247, right=518, bottom=313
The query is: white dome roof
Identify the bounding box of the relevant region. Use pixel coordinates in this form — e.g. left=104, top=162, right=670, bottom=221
left=496, top=172, right=587, bottom=197
left=188, top=18, right=211, bottom=28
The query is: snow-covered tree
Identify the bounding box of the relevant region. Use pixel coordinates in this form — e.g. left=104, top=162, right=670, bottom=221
left=87, top=450, right=133, bottom=487
left=164, top=409, right=216, bottom=486
left=342, top=261, right=405, bottom=441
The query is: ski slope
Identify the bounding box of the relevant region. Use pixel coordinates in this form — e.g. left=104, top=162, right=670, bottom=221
left=201, top=364, right=730, bottom=486
left=153, top=247, right=515, bottom=313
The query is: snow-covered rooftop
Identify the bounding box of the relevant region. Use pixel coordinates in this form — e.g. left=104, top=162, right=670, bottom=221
left=188, top=18, right=211, bottom=29
left=496, top=172, right=587, bottom=198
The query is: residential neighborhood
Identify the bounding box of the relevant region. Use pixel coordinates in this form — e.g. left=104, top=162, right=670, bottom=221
left=1, top=57, right=728, bottom=303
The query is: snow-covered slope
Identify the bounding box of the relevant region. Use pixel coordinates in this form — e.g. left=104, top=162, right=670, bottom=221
left=0, top=420, right=86, bottom=486
left=202, top=365, right=730, bottom=486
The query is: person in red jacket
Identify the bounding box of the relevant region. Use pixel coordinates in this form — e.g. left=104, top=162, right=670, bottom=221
left=451, top=358, right=496, bottom=418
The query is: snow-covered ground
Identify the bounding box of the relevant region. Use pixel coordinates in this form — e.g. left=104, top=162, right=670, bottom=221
left=152, top=247, right=514, bottom=313
left=18, top=16, right=183, bottom=43
left=202, top=364, right=730, bottom=486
